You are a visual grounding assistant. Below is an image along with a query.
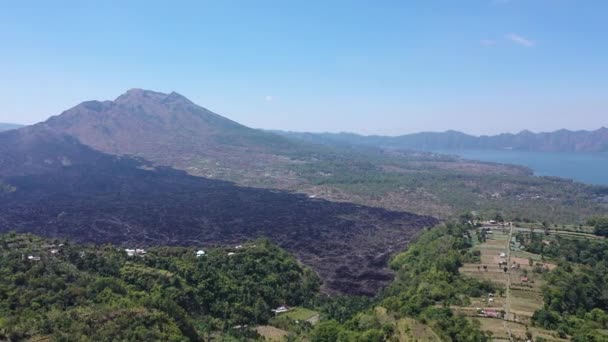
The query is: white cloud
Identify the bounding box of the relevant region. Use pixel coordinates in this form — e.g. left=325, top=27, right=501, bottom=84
left=505, top=33, right=536, bottom=47
left=264, top=95, right=273, bottom=102
left=480, top=39, right=497, bottom=47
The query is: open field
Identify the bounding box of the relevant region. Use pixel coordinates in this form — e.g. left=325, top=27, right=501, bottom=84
left=512, top=225, right=604, bottom=240
left=513, top=222, right=596, bottom=234
left=473, top=318, right=569, bottom=342
left=255, top=325, right=289, bottom=341
left=458, top=225, right=570, bottom=339
left=460, top=229, right=510, bottom=287
left=373, top=307, right=442, bottom=342
left=279, top=307, right=319, bottom=322
left=396, top=317, right=442, bottom=341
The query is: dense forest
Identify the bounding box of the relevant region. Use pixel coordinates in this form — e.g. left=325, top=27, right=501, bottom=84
left=515, top=228, right=608, bottom=340
left=518, top=232, right=608, bottom=266
left=533, top=263, right=608, bottom=341
left=588, top=215, right=608, bottom=237
left=0, top=233, right=319, bottom=341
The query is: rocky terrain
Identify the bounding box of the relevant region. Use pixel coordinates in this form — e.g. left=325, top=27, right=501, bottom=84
left=4, top=89, right=605, bottom=224
left=0, top=127, right=437, bottom=295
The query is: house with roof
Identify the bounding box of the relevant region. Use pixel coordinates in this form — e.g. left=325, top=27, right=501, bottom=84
left=125, top=248, right=146, bottom=257
left=272, top=306, right=290, bottom=314
left=484, top=309, right=499, bottom=318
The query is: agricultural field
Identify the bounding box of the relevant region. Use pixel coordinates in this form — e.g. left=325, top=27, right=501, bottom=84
left=255, top=325, right=290, bottom=341
left=458, top=224, right=570, bottom=341
left=375, top=307, right=442, bottom=342
left=279, top=307, right=319, bottom=323
left=395, top=317, right=442, bottom=341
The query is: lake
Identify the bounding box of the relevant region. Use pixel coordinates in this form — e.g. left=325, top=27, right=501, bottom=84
left=430, top=149, right=608, bottom=186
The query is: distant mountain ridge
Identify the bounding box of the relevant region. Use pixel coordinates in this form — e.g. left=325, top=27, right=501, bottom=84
left=0, top=123, right=24, bottom=131
left=277, top=127, right=608, bottom=153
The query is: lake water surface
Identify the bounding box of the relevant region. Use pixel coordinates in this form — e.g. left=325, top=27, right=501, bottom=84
left=430, top=149, right=608, bottom=186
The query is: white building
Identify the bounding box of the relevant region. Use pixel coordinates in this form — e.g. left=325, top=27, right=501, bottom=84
left=272, top=306, right=290, bottom=314
left=125, top=248, right=146, bottom=257
left=196, top=250, right=206, bottom=257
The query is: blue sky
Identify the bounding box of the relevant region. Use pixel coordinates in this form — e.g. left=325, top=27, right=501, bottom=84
left=0, top=0, right=606, bottom=135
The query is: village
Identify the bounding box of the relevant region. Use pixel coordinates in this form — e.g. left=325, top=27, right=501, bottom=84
left=454, top=220, right=601, bottom=341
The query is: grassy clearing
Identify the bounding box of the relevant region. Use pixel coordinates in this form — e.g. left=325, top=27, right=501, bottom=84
left=513, top=222, right=596, bottom=234
left=473, top=317, right=568, bottom=341
left=509, top=288, right=544, bottom=322
left=280, top=307, right=318, bottom=321
left=460, top=230, right=510, bottom=287
left=396, top=317, right=442, bottom=342
left=255, top=325, right=289, bottom=341
left=364, top=307, right=442, bottom=342
left=473, top=317, right=510, bottom=340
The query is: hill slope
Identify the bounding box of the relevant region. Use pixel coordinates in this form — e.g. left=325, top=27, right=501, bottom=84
left=40, top=89, right=306, bottom=176
left=9, top=89, right=607, bottom=224
left=0, top=128, right=437, bottom=295
left=0, top=233, right=319, bottom=340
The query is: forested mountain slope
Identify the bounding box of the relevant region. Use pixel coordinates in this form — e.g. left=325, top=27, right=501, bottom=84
left=0, top=233, right=319, bottom=341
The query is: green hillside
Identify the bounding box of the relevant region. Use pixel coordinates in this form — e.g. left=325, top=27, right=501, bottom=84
left=0, top=233, right=319, bottom=341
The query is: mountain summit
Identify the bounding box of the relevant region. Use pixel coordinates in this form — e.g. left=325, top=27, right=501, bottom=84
left=40, top=90, right=295, bottom=171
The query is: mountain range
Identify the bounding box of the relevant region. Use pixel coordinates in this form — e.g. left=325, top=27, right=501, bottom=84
left=1, top=89, right=607, bottom=293
left=277, top=128, right=608, bottom=153
left=0, top=123, right=23, bottom=131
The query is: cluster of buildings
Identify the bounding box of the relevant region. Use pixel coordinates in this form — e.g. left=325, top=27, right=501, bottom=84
left=272, top=305, right=290, bottom=314
left=125, top=248, right=146, bottom=257
left=26, top=243, right=64, bottom=262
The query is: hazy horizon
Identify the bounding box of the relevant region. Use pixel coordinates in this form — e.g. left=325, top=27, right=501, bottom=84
left=1, top=1, right=607, bottom=135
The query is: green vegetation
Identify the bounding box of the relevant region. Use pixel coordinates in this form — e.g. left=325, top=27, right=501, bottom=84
left=4, top=220, right=608, bottom=341
left=533, top=263, right=608, bottom=341
left=384, top=223, right=498, bottom=309
left=514, top=229, right=608, bottom=340
left=285, top=148, right=608, bottom=224
left=381, top=223, right=497, bottom=341
left=588, top=215, right=608, bottom=236
left=280, top=307, right=318, bottom=321
left=315, top=295, right=374, bottom=324
left=307, top=223, right=496, bottom=341
left=518, top=232, right=608, bottom=265
left=0, top=233, right=319, bottom=341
